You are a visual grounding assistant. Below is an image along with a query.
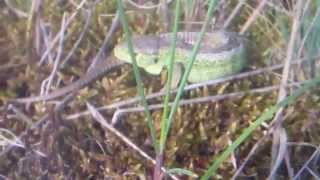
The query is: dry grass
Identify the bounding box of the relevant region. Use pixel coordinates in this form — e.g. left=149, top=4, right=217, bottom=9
left=0, top=0, right=319, bottom=179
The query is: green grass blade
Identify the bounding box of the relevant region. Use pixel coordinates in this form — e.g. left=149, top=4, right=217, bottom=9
left=162, top=0, right=219, bottom=148
left=116, top=0, right=159, bottom=152
left=200, top=76, right=320, bottom=179
left=301, top=5, right=320, bottom=77
left=159, top=0, right=181, bottom=151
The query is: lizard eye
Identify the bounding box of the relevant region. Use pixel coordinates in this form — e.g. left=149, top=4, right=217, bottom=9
left=146, top=55, right=158, bottom=65
left=152, top=57, right=158, bottom=64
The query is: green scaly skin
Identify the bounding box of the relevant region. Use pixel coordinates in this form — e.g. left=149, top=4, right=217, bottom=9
left=114, top=31, right=247, bottom=83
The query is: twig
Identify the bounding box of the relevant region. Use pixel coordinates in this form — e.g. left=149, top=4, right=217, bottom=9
left=1, top=91, right=79, bottom=158
left=65, top=56, right=319, bottom=121
left=38, top=0, right=87, bottom=66
left=0, top=128, right=25, bottom=149
left=233, top=141, right=320, bottom=179
left=268, top=128, right=288, bottom=178
left=61, top=10, right=93, bottom=67
left=87, top=10, right=120, bottom=73
left=284, top=149, right=294, bottom=179
left=107, top=60, right=305, bottom=109
left=66, top=81, right=302, bottom=122
left=159, top=0, right=170, bottom=31
left=241, top=3, right=283, bottom=50
left=41, top=13, right=67, bottom=96
left=223, top=0, right=246, bottom=29
left=276, top=0, right=303, bottom=101
left=306, top=167, right=320, bottom=179
left=232, top=111, right=292, bottom=178
left=125, top=0, right=173, bottom=10
left=7, top=104, right=34, bottom=126
left=265, top=1, right=290, bottom=15
left=36, top=10, right=121, bottom=120
left=110, top=82, right=304, bottom=125
left=297, top=1, right=319, bottom=58
left=86, top=102, right=180, bottom=180
left=290, top=143, right=319, bottom=179
left=270, top=0, right=304, bottom=179
left=240, top=0, right=268, bottom=35
left=4, top=0, right=28, bottom=18
left=39, top=19, right=54, bottom=64
left=33, top=0, right=43, bottom=56
left=0, top=114, right=48, bottom=157
left=231, top=132, right=271, bottom=179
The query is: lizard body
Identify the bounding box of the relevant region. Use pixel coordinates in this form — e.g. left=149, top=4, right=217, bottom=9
left=114, top=31, right=246, bottom=83
left=13, top=31, right=246, bottom=103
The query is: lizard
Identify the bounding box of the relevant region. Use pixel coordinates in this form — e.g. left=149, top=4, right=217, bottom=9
left=114, top=31, right=246, bottom=83
left=12, top=31, right=246, bottom=104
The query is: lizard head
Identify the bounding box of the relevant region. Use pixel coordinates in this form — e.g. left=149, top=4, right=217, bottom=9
left=114, top=36, right=162, bottom=67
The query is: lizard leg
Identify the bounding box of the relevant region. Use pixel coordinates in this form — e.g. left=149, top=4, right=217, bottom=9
left=160, top=63, right=183, bottom=92
left=170, top=63, right=183, bottom=89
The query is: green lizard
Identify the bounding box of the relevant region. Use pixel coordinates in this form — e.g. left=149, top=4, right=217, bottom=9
left=114, top=31, right=246, bottom=83
left=12, top=31, right=246, bottom=103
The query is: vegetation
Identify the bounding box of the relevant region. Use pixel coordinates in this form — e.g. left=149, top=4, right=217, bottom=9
left=0, top=0, right=319, bottom=179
